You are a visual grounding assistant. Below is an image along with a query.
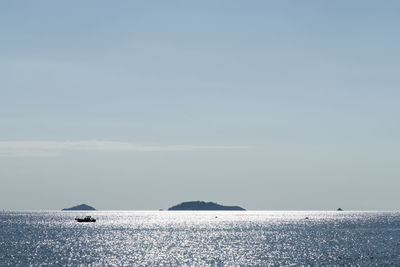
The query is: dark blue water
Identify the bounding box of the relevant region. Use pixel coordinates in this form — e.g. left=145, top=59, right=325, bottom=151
left=1, top=211, right=399, bottom=266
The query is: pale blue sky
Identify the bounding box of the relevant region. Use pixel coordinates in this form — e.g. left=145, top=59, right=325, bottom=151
left=1, top=1, right=399, bottom=210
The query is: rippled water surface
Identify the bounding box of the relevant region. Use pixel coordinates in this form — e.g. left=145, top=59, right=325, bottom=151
left=1, top=211, right=400, bottom=266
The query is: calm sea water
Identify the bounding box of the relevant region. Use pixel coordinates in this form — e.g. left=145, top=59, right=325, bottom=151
left=1, top=211, right=399, bottom=266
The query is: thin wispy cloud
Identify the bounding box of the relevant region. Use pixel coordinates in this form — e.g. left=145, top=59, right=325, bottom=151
left=0, top=140, right=248, bottom=157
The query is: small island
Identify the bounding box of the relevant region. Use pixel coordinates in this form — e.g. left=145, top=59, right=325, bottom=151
left=168, top=201, right=245, bottom=211
left=62, top=204, right=96, bottom=211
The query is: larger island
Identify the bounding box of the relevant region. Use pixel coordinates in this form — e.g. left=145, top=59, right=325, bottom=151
left=62, top=204, right=96, bottom=211
left=168, top=201, right=245, bottom=211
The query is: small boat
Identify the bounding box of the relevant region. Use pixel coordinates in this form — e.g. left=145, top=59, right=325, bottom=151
left=337, top=208, right=343, bottom=211
left=75, top=216, right=96, bottom=222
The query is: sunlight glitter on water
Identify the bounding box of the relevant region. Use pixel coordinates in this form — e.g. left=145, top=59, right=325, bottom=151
left=1, top=211, right=400, bottom=266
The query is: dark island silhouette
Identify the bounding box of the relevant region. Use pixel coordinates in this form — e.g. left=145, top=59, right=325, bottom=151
left=168, top=201, right=245, bottom=211
left=62, top=204, right=96, bottom=211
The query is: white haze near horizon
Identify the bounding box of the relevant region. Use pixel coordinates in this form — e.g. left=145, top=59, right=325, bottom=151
left=1, top=1, right=400, bottom=210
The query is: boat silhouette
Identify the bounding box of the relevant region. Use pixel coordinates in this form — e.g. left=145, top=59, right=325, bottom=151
left=75, top=216, right=96, bottom=222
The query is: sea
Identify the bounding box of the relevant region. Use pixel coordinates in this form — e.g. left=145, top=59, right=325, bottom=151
left=1, top=211, right=399, bottom=266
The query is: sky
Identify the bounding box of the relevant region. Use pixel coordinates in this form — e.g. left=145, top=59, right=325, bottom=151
left=1, top=1, right=399, bottom=210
